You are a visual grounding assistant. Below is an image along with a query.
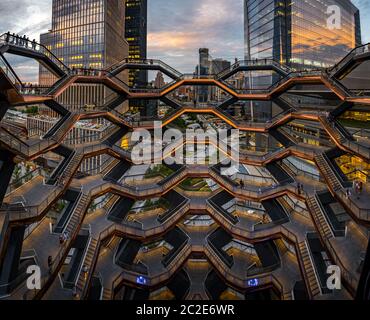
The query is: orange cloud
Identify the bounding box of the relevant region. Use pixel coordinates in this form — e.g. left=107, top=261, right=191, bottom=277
left=148, top=31, right=201, bottom=50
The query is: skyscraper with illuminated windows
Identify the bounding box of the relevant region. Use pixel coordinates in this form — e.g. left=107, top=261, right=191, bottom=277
left=39, top=0, right=129, bottom=110
left=125, top=0, right=147, bottom=88
left=38, top=0, right=129, bottom=173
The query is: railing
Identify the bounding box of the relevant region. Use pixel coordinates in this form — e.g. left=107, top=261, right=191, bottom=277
left=282, top=158, right=320, bottom=181
left=47, top=151, right=76, bottom=185
left=328, top=42, right=370, bottom=76
left=45, top=74, right=71, bottom=95
left=320, top=152, right=348, bottom=187
left=69, top=68, right=103, bottom=77
left=336, top=187, right=370, bottom=221
left=162, top=239, right=189, bottom=267
left=158, top=199, right=189, bottom=224
left=246, top=261, right=281, bottom=278
left=76, top=157, right=117, bottom=178
left=6, top=186, right=62, bottom=222
left=19, top=85, right=51, bottom=95
left=0, top=261, right=36, bottom=297
left=325, top=238, right=358, bottom=293
left=217, top=58, right=291, bottom=79
left=314, top=193, right=343, bottom=237
left=158, top=167, right=186, bottom=186
left=352, top=128, right=370, bottom=140
left=341, top=138, right=370, bottom=160
left=0, top=33, right=70, bottom=73
left=333, top=120, right=353, bottom=141
left=107, top=68, right=179, bottom=95
left=225, top=70, right=323, bottom=95
left=63, top=226, right=92, bottom=289
left=269, top=70, right=323, bottom=91
left=252, top=215, right=289, bottom=232
left=207, top=199, right=239, bottom=225
left=6, top=167, right=44, bottom=195
left=0, top=127, right=56, bottom=156
left=110, top=202, right=191, bottom=238
left=25, top=190, right=88, bottom=300
left=63, top=126, right=116, bottom=146
left=259, top=177, right=295, bottom=193
left=0, top=53, right=23, bottom=90
left=207, top=239, right=234, bottom=268
left=321, top=70, right=351, bottom=96
left=204, top=244, right=282, bottom=290
left=106, top=58, right=182, bottom=79
left=111, top=243, right=192, bottom=289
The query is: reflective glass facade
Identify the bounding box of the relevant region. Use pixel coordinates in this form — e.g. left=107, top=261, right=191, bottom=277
left=40, top=0, right=128, bottom=85
left=37, top=0, right=129, bottom=174
left=245, top=0, right=362, bottom=69
left=244, top=0, right=361, bottom=148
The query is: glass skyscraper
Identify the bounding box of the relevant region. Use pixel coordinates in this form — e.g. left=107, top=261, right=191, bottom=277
left=38, top=0, right=129, bottom=174
left=243, top=0, right=362, bottom=149
left=40, top=0, right=129, bottom=88
left=39, top=0, right=129, bottom=112
left=244, top=0, right=361, bottom=69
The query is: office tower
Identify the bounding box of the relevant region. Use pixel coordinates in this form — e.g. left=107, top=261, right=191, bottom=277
left=244, top=0, right=361, bottom=68
left=38, top=0, right=129, bottom=173
left=243, top=0, right=362, bottom=145
left=40, top=0, right=129, bottom=105
left=197, top=48, right=210, bottom=103
left=125, top=0, right=148, bottom=87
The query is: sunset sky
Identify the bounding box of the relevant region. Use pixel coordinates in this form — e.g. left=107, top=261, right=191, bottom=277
left=0, top=0, right=369, bottom=81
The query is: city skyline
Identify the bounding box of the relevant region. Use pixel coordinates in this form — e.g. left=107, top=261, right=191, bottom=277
left=0, top=0, right=369, bottom=81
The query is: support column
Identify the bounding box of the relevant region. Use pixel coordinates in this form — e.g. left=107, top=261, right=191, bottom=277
left=0, top=225, right=26, bottom=295
left=356, top=238, right=370, bottom=300
left=0, top=96, right=11, bottom=121
left=0, top=149, right=16, bottom=205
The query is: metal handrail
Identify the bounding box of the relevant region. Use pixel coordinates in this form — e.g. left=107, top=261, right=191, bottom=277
left=0, top=33, right=70, bottom=72
left=217, top=58, right=291, bottom=79
left=328, top=42, right=370, bottom=74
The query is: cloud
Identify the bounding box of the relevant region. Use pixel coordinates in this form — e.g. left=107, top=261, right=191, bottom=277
left=147, top=0, right=244, bottom=73
left=0, top=0, right=51, bottom=82
left=0, top=0, right=51, bottom=40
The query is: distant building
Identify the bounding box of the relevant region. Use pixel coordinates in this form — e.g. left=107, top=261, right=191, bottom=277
left=195, top=50, right=232, bottom=104
left=154, top=71, right=165, bottom=89
left=209, top=59, right=231, bottom=101
left=197, top=48, right=210, bottom=103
